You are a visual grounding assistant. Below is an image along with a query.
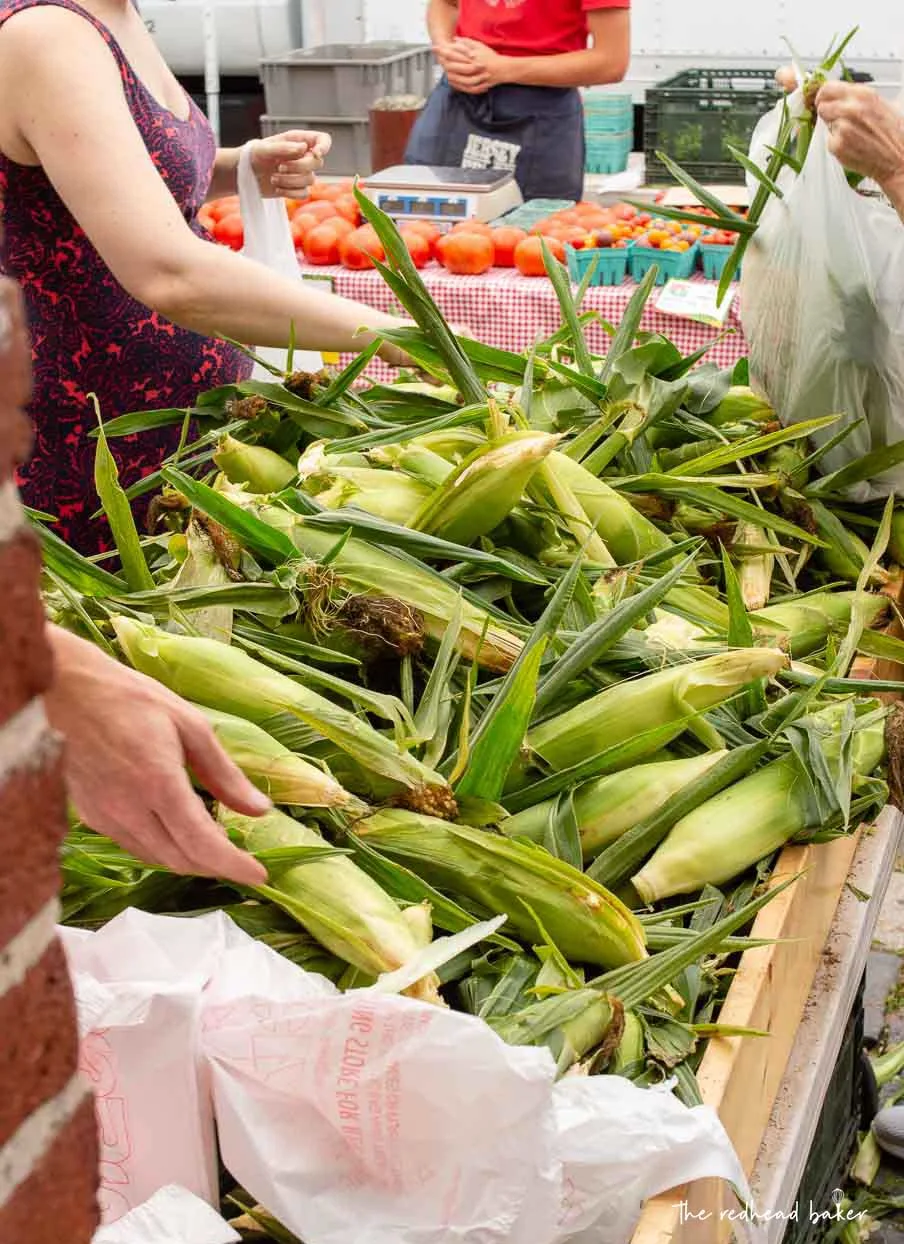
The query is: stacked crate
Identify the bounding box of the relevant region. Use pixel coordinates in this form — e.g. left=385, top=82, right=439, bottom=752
left=259, top=42, right=434, bottom=177
left=582, top=91, right=634, bottom=175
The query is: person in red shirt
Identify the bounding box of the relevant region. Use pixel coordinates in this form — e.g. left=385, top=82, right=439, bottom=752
left=405, top=0, right=631, bottom=201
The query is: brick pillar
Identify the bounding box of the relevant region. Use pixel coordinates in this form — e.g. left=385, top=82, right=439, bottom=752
left=0, top=279, right=99, bottom=1241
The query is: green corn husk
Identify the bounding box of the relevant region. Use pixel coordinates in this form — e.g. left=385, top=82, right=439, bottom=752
left=199, top=706, right=352, bottom=807
left=113, top=618, right=455, bottom=814
left=810, top=499, right=888, bottom=586
left=370, top=443, right=455, bottom=487
left=764, top=442, right=809, bottom=484
left=213, top=433, right=296, bottom=493
left=752, top=591, right=888, bottom=659
left=889, top=509, right=904, bottom=565
left=706, top=386, right=775, bottom=428
left=632, top=711, right=888, bottom=903
left=502, top=751, right=728, bottom=861
left=489, top=988, right=623, bottom=1077
left=412, top=430, right=560, bottom=546
left=170, top=519, right=237, bottom=641
left=734, top=523, right=774, bottom=612
left=611, top=1010, right=645, bottom=1075
left=546, top=451, right=674, bottom=564
left=356, top=809, right=648, bottom=969
left=242, top=497, right=523, bottom=673
left=298, top=447, right=432, bottom=525
left=221, top=807, right=442, bottom=1004
left=525, top=648, right=787, bottom=774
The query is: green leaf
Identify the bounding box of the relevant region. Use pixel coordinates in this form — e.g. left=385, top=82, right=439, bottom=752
left=725, top=145, right=785, bottom=199
left=665, top=416, right=839, bottom=477
left=808, top=436, right=904, bottom=496
left=650, top=155, right=751, bottom=226
left=457, top=551, right=585, bottom=800
left=533, top=548, right=702, bottom=715
left=540, top=789, right=584, bottom=870
left=721, top=545, right=755, bottom=648
left=541, top=241, right=593, bottom=377
left=161, top=468, right=297, bottom=565
left=600, top=268, right=659, bottom=384
left=355, top=188, right=486, bottom=405
left=316, top=340, right=381, bottom=406
left=31, top=520, right=127, bottom=596
left=90, top=407, right=196, bottom=438
left=92, top=402, right=154, bottom=592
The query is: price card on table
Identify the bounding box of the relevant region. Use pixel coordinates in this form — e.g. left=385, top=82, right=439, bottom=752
left=655, top=280, right=735, bottom=329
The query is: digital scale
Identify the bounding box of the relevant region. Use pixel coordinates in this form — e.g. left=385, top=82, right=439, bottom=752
left=362, top=166, right=523, bottom=227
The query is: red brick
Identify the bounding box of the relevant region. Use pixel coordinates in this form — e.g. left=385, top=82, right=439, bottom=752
left=0, top=752, right=67, bottom=949
left=0, top=1092, right=99, bottom=1244
left=0, top=939, right=80, bottom=1151
left=0, top=532, right=53, bottom=723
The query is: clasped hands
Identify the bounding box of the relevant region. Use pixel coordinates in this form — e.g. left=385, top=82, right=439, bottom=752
left=435, top=36, right=511, bottom=95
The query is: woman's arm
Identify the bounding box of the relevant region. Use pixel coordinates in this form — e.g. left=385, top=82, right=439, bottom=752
left=428, top=0, right=459, bottom=52
left=45, top=626, right=270, bottom=884
left=0, top=7, right=407, bottom=357
left=444, top=9, right=630, bottom=94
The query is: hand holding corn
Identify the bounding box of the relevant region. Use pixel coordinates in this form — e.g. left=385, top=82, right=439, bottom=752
left=44, top=626, right=271, bottom=885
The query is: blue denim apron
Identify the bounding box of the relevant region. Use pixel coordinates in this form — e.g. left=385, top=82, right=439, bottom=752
left=404, top=78, right=585, bottom=202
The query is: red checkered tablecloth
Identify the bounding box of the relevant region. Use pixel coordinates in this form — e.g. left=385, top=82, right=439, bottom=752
left=300, top=263, right=747, bottom=381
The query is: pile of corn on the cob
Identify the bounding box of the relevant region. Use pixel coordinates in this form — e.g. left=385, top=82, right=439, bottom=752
left=46, top=198, right=904, bottom=1114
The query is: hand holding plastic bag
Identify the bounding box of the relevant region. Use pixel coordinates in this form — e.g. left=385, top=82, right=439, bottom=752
left=741, top=100, right=904, bottom=500
left=236, top=142, right=324, bottom=379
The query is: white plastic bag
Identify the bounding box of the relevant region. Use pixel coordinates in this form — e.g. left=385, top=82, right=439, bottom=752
left=740, top=101, right=904, bottom=501
left=202, top=925, right=752, bottom=1244
left=60, top=911, right=243, bottom=1223
left=236, top=141, right=323, bottom=379
left=92, top=1186, right=239, bottom=1244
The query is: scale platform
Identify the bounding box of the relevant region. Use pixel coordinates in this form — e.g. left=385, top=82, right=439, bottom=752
left=362, top=165, right=523, bottom=226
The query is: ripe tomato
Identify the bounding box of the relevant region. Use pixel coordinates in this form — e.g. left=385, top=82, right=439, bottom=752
left=549, top=225, right=589, bottom=248
left=308, top=180, right=343, bottom=202
left=613, top=203, right=637, bottom=221
left=302, top=223, right=344, bottom=265
left=333, top=193, right=361, bottom=225
left=449, top=218, right=494, bottom=239
left=196, top=206, right=217, bottom=234
left=530, top=219, right=560, bottom=236
left=514, top=235, right=564, bottom=277
left=402, top=219, right=443, bottom=258
left=398, top=226, right=432, bottom=269
left=490, top=226, right=528, bottom=267
left=439, top=231, right=494, bottom=275
left=327, top=216, right=355, bottom=240
left=290, top=212, right=321, bottom=246
left=301, top=199, right=343, bottom=224
left=207, top=195, right=239, bottom=223
left=213, top=212, right=244, bottom=251
left=340, top=224, right=385, bottom=270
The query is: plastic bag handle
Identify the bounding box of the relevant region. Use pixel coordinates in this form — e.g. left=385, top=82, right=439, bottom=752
left=236, top=141, right=299, bottom=280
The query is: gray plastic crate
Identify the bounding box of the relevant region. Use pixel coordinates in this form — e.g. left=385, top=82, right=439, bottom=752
left=261, top=115, right=372, bottom=177
left=261, top=42, right=434, bottom=119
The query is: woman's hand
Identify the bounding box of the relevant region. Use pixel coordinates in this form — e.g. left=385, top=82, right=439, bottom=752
left=45, top=626, right=270, bottom=886
left=250, top=130, right=333, bottom=198
left=815, top=82, right=904, bottom=200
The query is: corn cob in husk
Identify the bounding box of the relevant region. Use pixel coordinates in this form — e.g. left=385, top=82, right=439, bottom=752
left=355, top=809, right=647, bottom=969
left=214, top=433, right=296, bottom=493
left=169, top=518, right=237, bottom=642
left=113, top=618, right=456, bottom=816
left=633, top=708, right=888, bottom=903
left=502, top=751, right=728, bottom=861
left=525, top=649, right=787, bottom=774
left=752, top=591, right=888, bottom=659
left=221, top=807, right=442, bottom=1004
left=199, top=706, right=352, bottom=808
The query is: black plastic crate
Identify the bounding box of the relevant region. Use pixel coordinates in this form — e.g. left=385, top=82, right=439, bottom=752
left=784, top=976, right=869, bottom=1244
left=643, top=68, right=780, bottom=185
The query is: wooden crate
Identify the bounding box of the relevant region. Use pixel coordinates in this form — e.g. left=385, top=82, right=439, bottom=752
left=630, top=582, right=904, bottom=1244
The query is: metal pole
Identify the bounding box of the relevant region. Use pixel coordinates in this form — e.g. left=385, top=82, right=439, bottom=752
left=202, top=2, right=220, bottom=144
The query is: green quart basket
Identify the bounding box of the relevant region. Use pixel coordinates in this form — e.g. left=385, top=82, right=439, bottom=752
left=583, top=91, right=634, bottom=134
left=630, top=242, right=700, bottom=285
left=566, top=242, right=633, bottom=287
left=585, top=131, right=632, bottom=176
left=700, top=242, right=741, bottom=281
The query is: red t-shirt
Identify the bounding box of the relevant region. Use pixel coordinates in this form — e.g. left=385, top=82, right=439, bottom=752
left=456, top=0, right=630, bottom=58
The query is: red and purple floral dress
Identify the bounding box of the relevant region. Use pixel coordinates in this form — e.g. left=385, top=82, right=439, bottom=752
left=0, top=0, right=252, bottom=553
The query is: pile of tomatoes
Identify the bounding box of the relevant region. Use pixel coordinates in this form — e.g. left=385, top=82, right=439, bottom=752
left=200, top=181, right=743, bottom=277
